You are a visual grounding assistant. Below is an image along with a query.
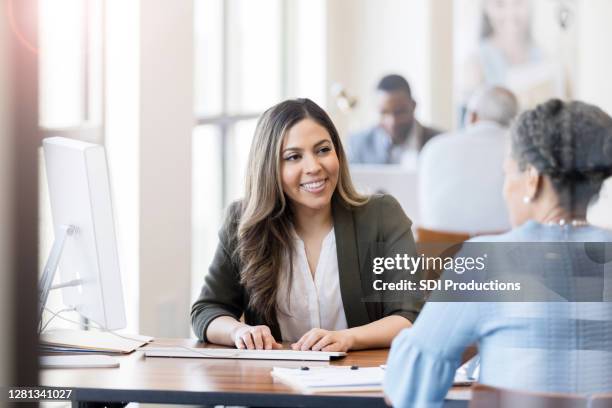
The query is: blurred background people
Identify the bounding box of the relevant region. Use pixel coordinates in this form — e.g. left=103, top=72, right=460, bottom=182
left=384, top=99, right=612, bottom=407
left=348, top=74, right=442, bottom=166
left=419, top=86, right=519, bottom=234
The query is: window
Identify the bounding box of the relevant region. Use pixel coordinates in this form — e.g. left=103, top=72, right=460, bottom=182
left=39, top=0, right=103, bottom=135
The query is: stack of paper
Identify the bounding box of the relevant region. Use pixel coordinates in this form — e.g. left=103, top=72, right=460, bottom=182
left=40, top=329, right=152, bottom=354
left=271, top=366, right=384, bottom=393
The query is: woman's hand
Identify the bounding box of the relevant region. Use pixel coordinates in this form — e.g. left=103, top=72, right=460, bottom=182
left=291, top=328, right=355, bottom=352
left=231, top=324, right=283, bottom=350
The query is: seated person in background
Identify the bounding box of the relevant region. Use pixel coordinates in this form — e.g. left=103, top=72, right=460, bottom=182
left=191, top=98, right=422, bottom=352
left=384, top=99, right=612, bottom=408
left=348, top=74, right=442, bottom=165
left=418, top=86, right=519, bottom=234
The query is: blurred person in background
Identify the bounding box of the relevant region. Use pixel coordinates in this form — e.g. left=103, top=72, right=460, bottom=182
left=419, top=85, right=519, bottom=234
left=348, top=74, right=441, bottom=166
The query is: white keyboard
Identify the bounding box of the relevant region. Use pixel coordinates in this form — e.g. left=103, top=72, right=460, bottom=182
left=143, top=346, right=346, bottom=361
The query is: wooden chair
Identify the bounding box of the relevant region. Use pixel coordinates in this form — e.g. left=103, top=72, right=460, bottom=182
left=415, top=227, right=509, bottom=278
left=589, top=393, right=612, bottom=408
left=415, top=227, right=471, bottom=245
left=415, top=227, right=509, bottom=244
left=470, top=383, right=588, bottom=408
left=415, top=227, right=472, bottom=280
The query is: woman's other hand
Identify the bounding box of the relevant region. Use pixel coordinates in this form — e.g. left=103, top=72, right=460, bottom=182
left=291, top=328, right=355, bottom=352
left=231, top=324, right=283, bottom=350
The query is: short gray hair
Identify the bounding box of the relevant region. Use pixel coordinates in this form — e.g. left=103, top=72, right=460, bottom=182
left=466, top=86, right=519, bottom=127
left=511, top=99, right=612, bottom=215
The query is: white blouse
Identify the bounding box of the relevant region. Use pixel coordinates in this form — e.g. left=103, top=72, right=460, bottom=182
left=276, top=228, right=348, bottom=342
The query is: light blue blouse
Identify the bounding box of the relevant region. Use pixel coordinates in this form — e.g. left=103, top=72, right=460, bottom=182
left=384, top=221, right=612, bottom=408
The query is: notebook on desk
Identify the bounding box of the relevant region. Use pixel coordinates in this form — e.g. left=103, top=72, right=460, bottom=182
left=143, top=346, right=346, bottom=361
left=272, top=366, right=383, bottom=393
left=272, top=362, right=477, bottom=394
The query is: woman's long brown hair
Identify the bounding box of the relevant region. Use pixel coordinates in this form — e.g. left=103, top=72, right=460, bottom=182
left=236, top=98, right=368, bottom=323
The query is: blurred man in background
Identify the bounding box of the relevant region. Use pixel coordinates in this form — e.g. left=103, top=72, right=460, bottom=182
left=348, top=74, right=442, bottom=165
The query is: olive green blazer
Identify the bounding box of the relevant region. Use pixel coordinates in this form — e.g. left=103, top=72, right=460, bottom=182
left=191, top=194, right=423, bottom=342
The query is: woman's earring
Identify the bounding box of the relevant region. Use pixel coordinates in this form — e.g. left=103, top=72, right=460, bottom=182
left=522, top=196, right=532, bottom=204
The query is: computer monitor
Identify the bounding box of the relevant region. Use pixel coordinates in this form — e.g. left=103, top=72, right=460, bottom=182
left=40, top=137, right=126, bottom=331
left=349, top=164, right=420, bottom=227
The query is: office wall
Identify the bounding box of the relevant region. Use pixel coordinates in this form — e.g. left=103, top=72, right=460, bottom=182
left=107, top=0, right=193, bottom=337
left=576, top=0, right=612, bottom=114
left=576, top=0, right=612, bottom=228
left=428, top=0, right=453, bottom=130
left=139, top=0, right=193, bottom=337
left=0, top=0, right=14, bottom=387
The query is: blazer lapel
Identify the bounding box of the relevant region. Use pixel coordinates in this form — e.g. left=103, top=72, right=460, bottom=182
left=332, top=197, right=371, bottom=327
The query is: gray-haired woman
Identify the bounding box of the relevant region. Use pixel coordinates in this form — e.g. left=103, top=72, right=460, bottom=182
left=385, top=99, right=612, bottom=408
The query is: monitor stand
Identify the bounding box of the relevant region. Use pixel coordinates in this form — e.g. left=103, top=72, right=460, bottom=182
left=39, top=225, right=118, bottom=369
left=38, top=224, right=77, bottom=328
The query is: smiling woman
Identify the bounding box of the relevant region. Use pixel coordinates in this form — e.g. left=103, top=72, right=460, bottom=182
left=191, top=98, right=424, bottom=352
left=281, top=119, right=340, bottom=213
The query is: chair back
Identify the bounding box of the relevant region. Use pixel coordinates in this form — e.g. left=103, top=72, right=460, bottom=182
left=416, top=227, right=509, bottom=281
left=416, top=227, right=471, bottom=244
left=415, top=227, right=471, bottom=280
left=470, top=384, right=587, bottom=408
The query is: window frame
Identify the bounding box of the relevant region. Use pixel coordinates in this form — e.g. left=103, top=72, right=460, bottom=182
left=193, top=0, right=289, bottom=208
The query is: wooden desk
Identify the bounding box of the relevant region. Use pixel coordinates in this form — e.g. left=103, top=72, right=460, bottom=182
left=40, top=338, right=470, bottom=407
